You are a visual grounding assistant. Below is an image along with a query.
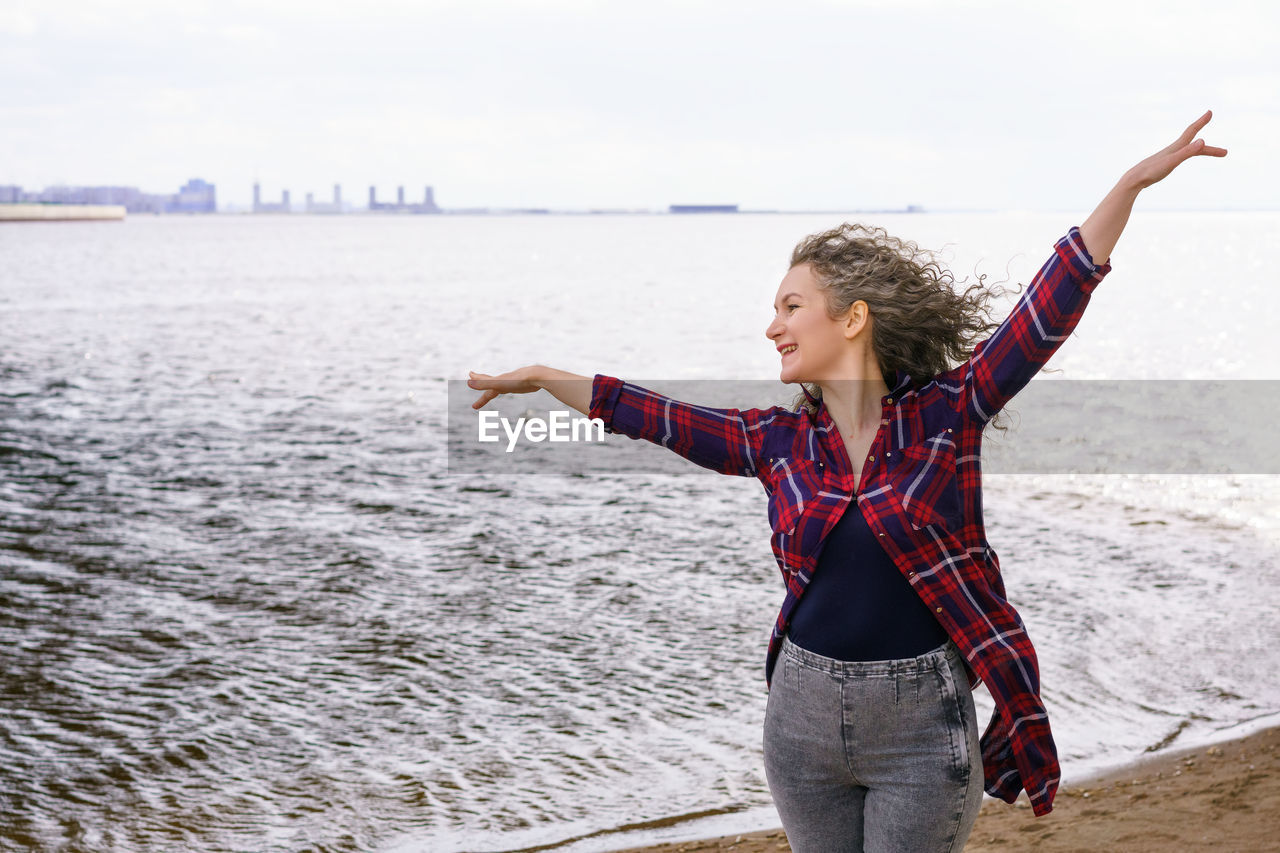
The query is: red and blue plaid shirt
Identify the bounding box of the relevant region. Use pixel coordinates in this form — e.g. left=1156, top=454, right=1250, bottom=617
left=588, top=226, right=1111, bottom=816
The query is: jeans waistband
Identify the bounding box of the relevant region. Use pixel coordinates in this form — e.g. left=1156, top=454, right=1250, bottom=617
left=781, top=631, right=958, bottom=677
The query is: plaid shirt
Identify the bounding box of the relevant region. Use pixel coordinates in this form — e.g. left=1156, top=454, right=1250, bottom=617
left=588, top=226, right=1111, bottom=816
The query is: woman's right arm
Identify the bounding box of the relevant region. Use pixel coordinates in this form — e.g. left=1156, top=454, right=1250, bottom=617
left=469, top=366, right=787, bottom=478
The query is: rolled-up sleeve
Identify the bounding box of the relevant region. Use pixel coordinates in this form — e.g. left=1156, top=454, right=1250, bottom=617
left=588, top=374, right=627, bottom=429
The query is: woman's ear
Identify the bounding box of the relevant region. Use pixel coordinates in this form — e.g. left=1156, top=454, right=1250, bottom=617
left=842, top=300, right=870, bottom=340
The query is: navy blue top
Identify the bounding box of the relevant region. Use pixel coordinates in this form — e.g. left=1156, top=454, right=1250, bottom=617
left=787, top=502, right=948, bottom=661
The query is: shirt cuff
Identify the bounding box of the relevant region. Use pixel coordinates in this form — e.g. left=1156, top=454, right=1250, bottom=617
left=589, top=374, right=625, bottom=432
left=1062, top=226, right=1112, bottom=294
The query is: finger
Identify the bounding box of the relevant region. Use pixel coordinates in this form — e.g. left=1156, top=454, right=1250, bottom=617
left=1184, top=138, right=1229, bottom=158
left=1166, top=111, right=1210, bottom=155
left=1164, top=139, right=1225, bottom=172
left=1177, top=110, right=1213, bottom=145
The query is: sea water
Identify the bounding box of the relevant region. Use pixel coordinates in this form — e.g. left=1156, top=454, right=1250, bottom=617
left=1, top=211, right=1276, bottom=852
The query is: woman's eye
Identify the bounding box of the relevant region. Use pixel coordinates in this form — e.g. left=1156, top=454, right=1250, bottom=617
left=787, top=304, right=799, bottom=311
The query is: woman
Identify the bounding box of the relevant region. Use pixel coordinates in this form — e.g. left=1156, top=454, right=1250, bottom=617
left=468, top=111, right=1225, bottom=852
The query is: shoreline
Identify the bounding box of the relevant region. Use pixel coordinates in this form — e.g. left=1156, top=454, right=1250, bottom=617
left=595, top=724, right=1279, bottom=853
left=0, top=203, right=126, bottom=221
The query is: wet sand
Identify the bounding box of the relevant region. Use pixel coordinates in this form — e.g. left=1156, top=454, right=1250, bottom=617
left=609, top=726, right=1279, bottom=852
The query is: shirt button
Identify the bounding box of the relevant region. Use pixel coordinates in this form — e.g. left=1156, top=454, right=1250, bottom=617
left=886, top=397, right=893, bottom=404
left=935, top=607, right=943, bottom=613
left=947, top=428, right=953, bottom=433
left=878, top=533, right=885, bottom=537
left=868, top=455, right=874, bottom=461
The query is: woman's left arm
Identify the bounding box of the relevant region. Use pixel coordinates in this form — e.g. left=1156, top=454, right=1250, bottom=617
left=1079, top=110, right=1228, bottom=266
left=958, top=111, right=1228, bottom=423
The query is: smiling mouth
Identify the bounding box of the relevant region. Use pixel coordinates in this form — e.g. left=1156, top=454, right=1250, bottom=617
left=780, top=345, right=797, bottom=356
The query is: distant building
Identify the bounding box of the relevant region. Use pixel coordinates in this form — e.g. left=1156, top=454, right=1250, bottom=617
left=171, top=178, right=216, bottom=213
left=669, top=204, right=738, bottom=214
left=367, top=184, right=441, bottom=214
left=420, top=186, right=440, bottom=213
left=0, top=180, right=215, bottom=213
left=253, top=183, right=291, bottom=213
left=305, top=184, right=343, bottom=214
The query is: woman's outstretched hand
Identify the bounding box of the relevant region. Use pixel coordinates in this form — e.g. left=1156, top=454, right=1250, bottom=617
left=1079, top=109, right=1228, bottom=267
left=468, top=365, right=593, bottom=415
left=1123, top=109, right=1228, bottom=190
left=467, top=367, right=543, bottom=409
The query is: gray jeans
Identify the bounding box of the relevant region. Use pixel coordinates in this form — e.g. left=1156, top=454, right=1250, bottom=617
left=763, top=633, right=984, bottom=852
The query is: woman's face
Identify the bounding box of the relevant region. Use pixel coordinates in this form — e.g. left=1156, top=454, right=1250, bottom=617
left=766, top=263, right=858, bottom=384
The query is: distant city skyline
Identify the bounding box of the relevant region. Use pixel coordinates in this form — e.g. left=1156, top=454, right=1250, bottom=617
left=4, top=177, right=936, bottom=215
left=13, top=170, right=1278, bottom=215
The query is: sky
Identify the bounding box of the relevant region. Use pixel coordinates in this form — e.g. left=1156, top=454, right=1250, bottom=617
left=2, top=0, right=1276, bottom=212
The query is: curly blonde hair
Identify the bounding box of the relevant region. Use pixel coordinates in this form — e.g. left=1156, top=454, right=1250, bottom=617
left=788, top=222, right=1021, bottom=433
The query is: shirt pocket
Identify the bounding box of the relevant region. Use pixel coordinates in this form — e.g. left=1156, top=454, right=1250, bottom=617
left=766, top=457, right=823, bottom=535
left=885, top=437, right=962, bottom=532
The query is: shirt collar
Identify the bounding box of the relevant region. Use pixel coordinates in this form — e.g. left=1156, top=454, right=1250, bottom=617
left=887, top=368, right=912, bottom=401
left=813, top=368, right=914, bottom=430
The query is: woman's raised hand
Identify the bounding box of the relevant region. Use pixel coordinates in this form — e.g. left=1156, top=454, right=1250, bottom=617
left=1079, top=109, right=1228, bottom=266
left=1124, top=109, right=1228, bottom=190
left=468, top=366, right=543, bottom=409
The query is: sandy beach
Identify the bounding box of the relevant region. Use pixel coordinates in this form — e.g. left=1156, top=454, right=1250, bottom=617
left=610, top=726, right=1278, bottom=853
